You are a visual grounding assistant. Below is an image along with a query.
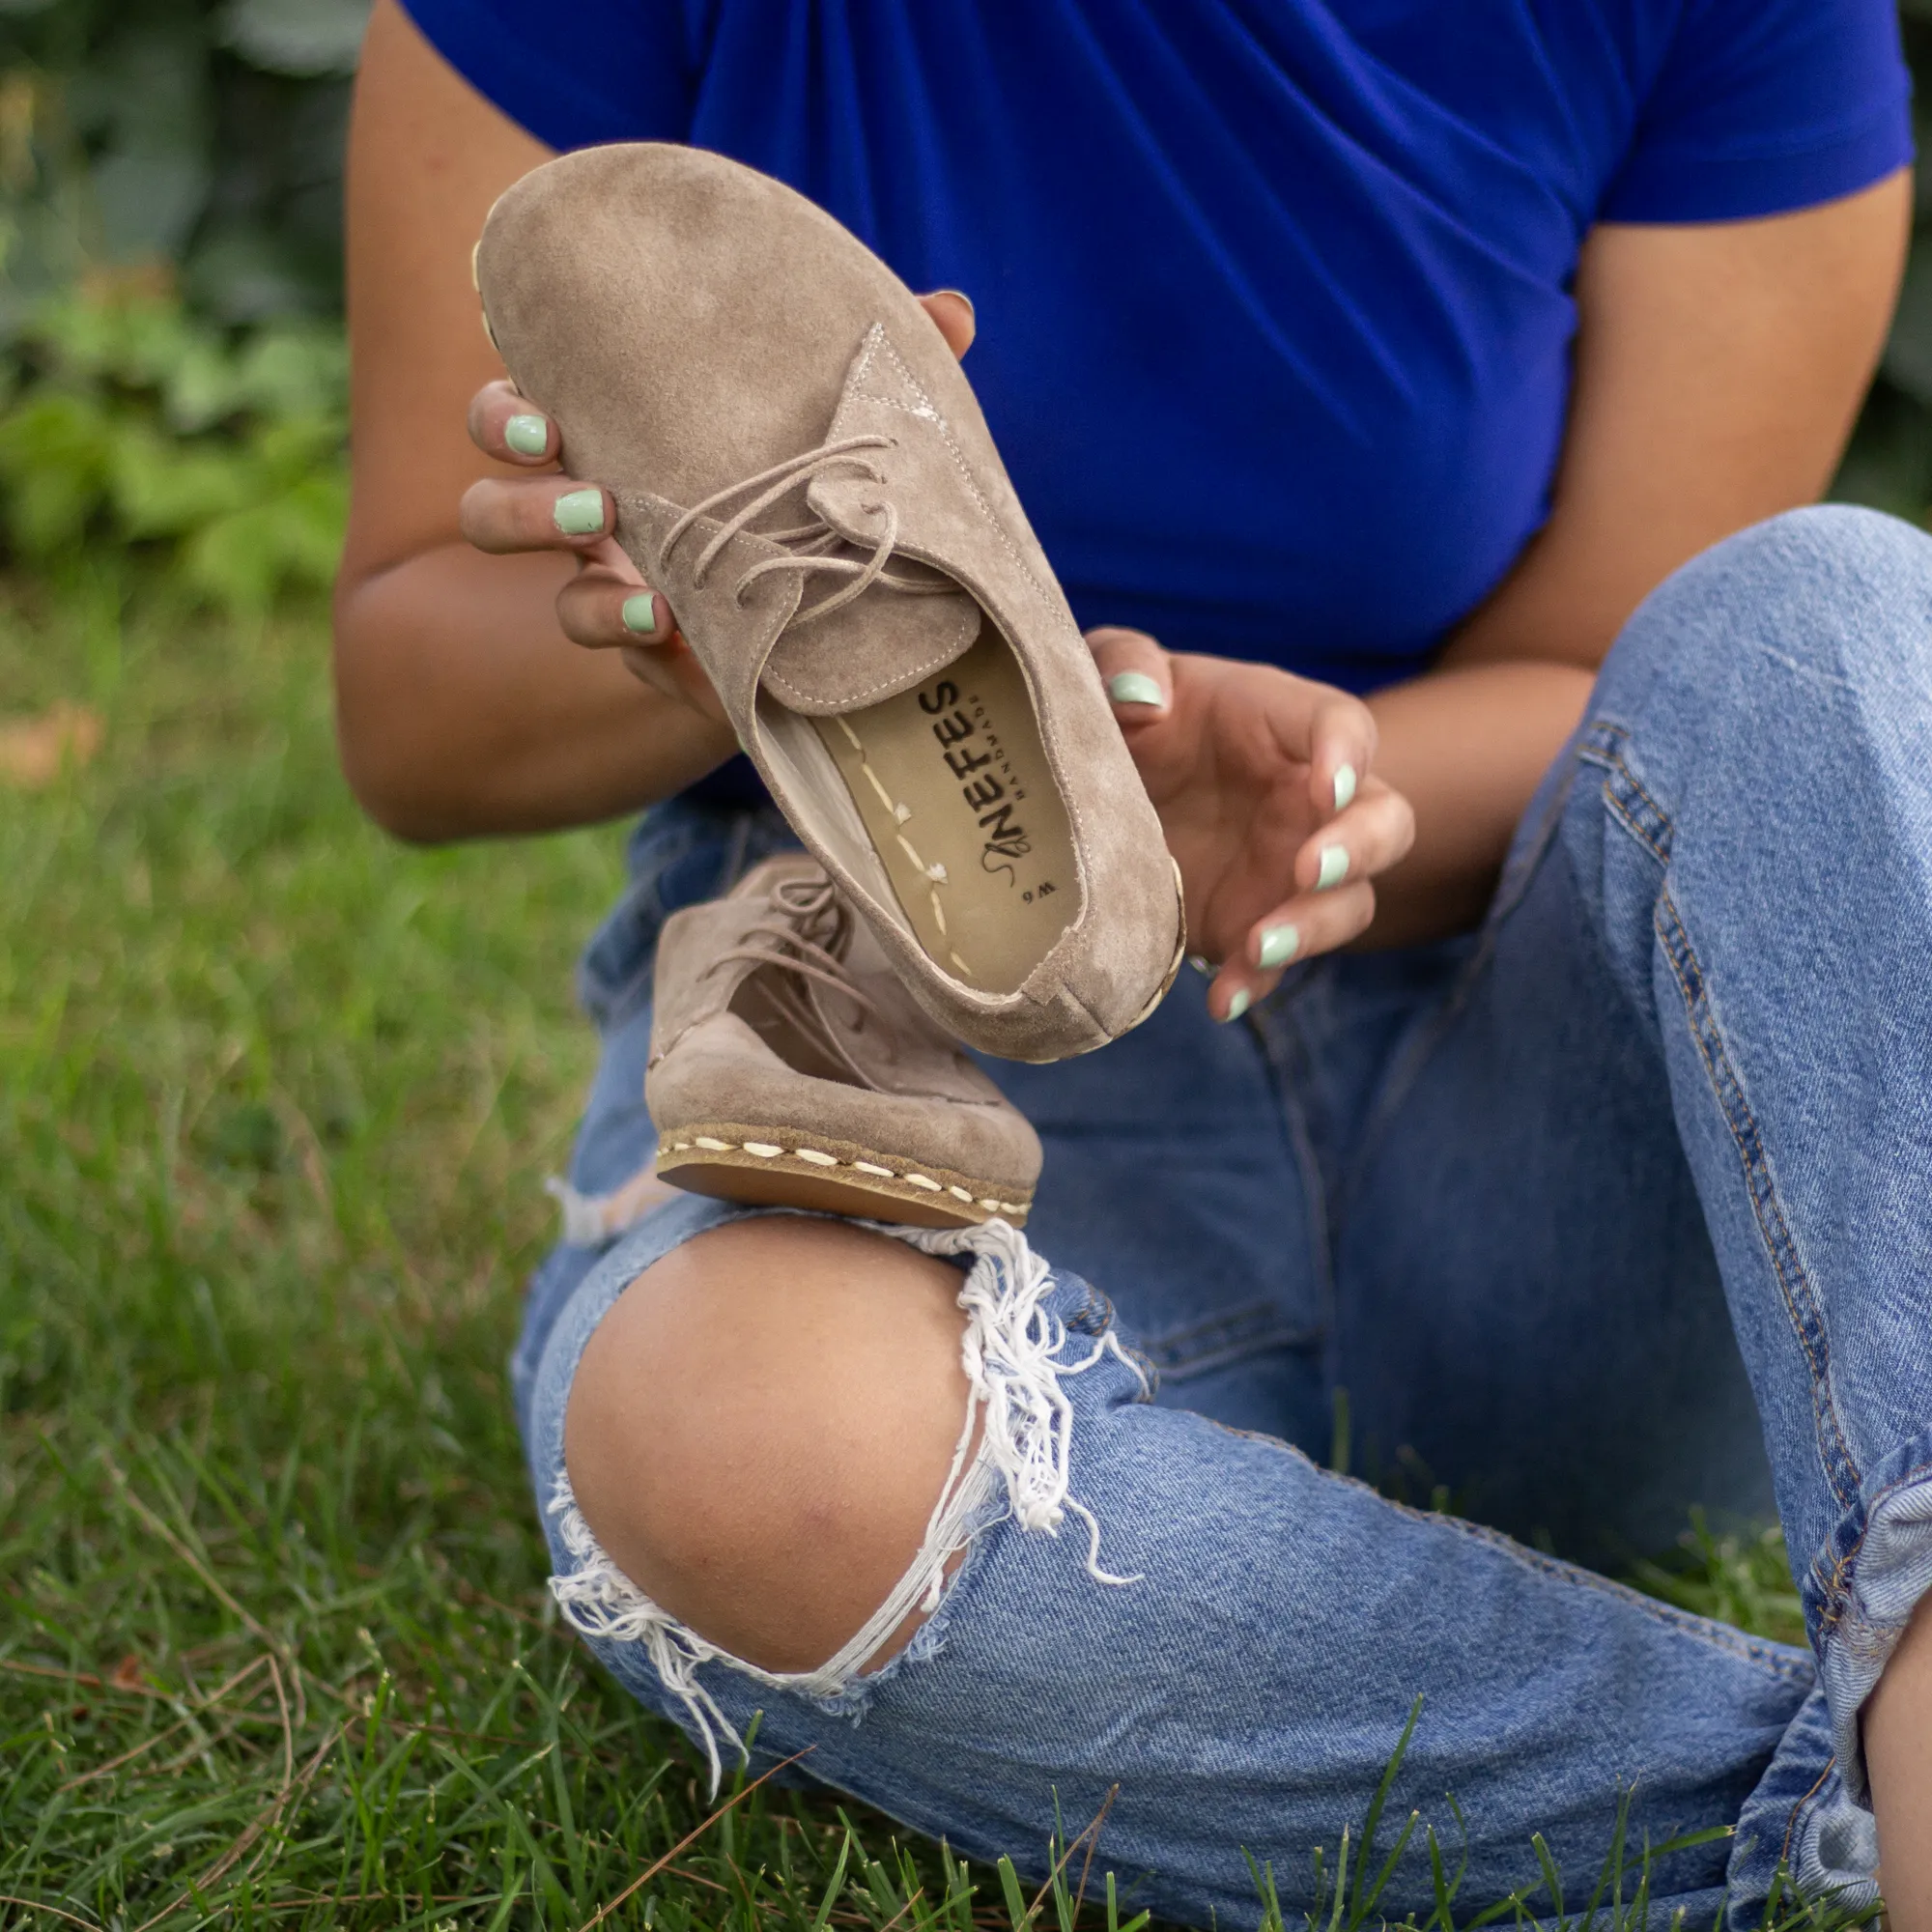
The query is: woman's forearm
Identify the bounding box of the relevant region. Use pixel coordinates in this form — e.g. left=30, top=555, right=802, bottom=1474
left=333, top=544, right=737, bottom=840
left=1359, top=661, right=1595, bottom=949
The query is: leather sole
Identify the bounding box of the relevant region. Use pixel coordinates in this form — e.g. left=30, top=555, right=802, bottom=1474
left=655, top=1120, right=1033, bottom=1228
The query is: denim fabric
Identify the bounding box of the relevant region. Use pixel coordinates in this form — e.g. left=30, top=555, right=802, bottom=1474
left=513, top=506, right=1932, bottom=1927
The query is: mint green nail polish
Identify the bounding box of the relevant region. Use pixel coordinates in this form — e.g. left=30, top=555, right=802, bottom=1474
left=1107, top=671, right=1165, bottom=708
left=1259, top=923, right=1300, bottom=969
left=505, top=413, right=550, bottom=457
left=1333, top=762, right=1357, bottom=811
left=1317, top=845, right=1350, bottom=890
left=621, top=592, right=659, bottom=637
left=1224, top=988, right=1252, bottom=1022
left=553, top=488, right=605, bottom=535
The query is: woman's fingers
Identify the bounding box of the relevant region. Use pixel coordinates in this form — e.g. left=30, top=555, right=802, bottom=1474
left=1087, top=626, right=1173, bottom=720
left=460, top=473, right=613, bottom=554
left=554, top=569, right=670, bottom=650
left=1209, top=879, right=1379, bottom=1019
left=1290, top=777, right=1415, bottom=897
left=457, top=380, right=724, bottom=721
left=919, top=290, right=977, bottom=359
left=551, top=552, right=725, bottom=721
left=468, top=379, right=557, bottom=465
left=1204, top=778, right=1415, bottom=1020
left=1302, top=690, right=1378, bottom=820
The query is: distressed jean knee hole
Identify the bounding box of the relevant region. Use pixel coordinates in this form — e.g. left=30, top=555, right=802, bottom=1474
left=546, top=1216, right=1145, bottom=1790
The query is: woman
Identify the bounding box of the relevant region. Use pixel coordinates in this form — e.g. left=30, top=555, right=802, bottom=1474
left=335, top=2, right=1931, bottom=1922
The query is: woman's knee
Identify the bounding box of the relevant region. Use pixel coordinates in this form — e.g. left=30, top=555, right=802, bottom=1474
left=562, top=1214, right=973, bottom=1674
left=1611, top=504, right=1932, bottom=709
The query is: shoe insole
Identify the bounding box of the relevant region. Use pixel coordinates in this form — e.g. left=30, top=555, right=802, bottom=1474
left=812, top=627, right=1076, bottom=995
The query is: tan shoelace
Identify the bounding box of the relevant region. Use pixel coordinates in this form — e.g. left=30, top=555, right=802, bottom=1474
left=704, top=867, right=896, bottom=1090
left=655, top=434, right=956, bottom=629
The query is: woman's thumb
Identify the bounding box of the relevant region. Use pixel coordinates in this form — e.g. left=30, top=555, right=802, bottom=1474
left=1087, top=626, right=1172, bottom=720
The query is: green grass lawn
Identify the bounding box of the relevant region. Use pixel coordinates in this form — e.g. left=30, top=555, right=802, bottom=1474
left=0, top=570, right=1847, bottom=1929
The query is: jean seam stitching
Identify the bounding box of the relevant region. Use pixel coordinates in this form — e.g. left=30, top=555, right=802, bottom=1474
left=1579, top=724, right=1673, bottom=866
left=1781, top=1755, right=1836, bottom=1871
left=1812, top=1452, right=1932, bottom=1638
left=1653, top=887, right=1862, bottom=1515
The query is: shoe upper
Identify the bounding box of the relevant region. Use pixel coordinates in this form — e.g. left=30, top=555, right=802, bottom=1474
left=478, top=143, right=1183, bottom=1062
left=645, top=856, right=1043, bottom=1193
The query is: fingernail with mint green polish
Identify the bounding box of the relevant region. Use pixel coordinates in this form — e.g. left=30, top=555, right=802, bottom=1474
left=1317, top=845, right=1350, bottom=891
left=505, top=412, right=550, bottom=458
left=1333, top=762, right=1357, bottom=812
left=1107, top=671, right=1165, bottom=709
left=621, top=592, right=659, bottom=637
left=553, top=488, right=606, bottom=536
left=1222, top=988, right=1252, bottom=1023
left=1258, top=923, right=1300, bottom=969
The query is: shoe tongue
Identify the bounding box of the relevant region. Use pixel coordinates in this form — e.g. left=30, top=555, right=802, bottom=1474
left=755, top=477, right=982, bottom=715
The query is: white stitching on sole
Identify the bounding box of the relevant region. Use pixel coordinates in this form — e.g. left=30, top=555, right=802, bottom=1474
left=545, top=1216, right=1143, bottom=1793
left=655, top=1134, right=1031, bottom=1218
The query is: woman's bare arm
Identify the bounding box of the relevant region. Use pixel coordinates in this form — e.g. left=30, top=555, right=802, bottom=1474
left=1360, top=172, right=1911, bottom=945
left=334, top=0, right=736, bottom=840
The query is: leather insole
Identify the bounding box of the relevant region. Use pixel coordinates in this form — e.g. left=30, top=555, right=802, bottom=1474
left=813, top=627, right=1076, bottom=994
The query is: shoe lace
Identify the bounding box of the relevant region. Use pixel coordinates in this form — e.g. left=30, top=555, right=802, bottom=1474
left=705, top=868, right=895, bottom=1091
left=654, top=434, right=957, bottom=629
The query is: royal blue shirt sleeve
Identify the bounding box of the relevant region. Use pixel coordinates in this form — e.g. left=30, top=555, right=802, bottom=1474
left=1602, top=0, right=1912, bottom=223
left=399, top=0, right=693, bottom=150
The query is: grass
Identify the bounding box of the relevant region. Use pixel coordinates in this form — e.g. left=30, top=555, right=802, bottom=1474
left=0, top=569, right=1870, bottom=1929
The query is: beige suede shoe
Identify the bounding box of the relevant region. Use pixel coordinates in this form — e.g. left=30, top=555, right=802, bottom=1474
left=476, top=143, right=1182, bottom=1064
left=646, top=855, right=1040, bottom=1228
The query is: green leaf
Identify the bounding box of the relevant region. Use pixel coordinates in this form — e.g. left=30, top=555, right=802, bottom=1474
left=108, top=422, right=255, bottom=538
left=247, top=412, right=346, bottom=485
left=0, top=387, right=116, bottom=552
left=177, top=470, right=345, bottom=612
left=161, top=335, right=253, bottom=434
left=229, top=324, right=349, bottom=421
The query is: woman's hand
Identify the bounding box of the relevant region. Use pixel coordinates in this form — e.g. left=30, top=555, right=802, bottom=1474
left=455, top=291, right=980, bottom=726
left=1089, top=627, right=1416, bottom=1020
left=459, top=381, right=727, bottom=723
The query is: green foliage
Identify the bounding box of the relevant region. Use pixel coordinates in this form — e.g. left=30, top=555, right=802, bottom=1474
left=1626, top=1513, right=1807, bottom=1654
left=0, top=291, right=347, bottom=611
left=0, top=1, right=359, bottom=607
left=0, top=0, right=364, bottom=327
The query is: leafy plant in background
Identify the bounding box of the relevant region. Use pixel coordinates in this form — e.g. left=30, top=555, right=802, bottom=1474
left=0, top=0, right=367, bottom=611
left=0, top=293, right=347, bottom=611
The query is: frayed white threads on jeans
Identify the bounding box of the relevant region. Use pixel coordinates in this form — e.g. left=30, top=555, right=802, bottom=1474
left=545, top=1159, right=681, bottom=1247
left=894, top=1215, right=1148, bottom=1585
left=545, top=1216, right=1140, bottom=1791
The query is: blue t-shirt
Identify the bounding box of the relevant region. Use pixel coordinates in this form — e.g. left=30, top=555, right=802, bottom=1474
left=408, top=0, right=1910, bottom=696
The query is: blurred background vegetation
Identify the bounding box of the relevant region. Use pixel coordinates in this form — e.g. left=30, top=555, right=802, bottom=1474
left=2, top=0, right=1932, bottom=614
left=0, top=0, right=363, bottom=613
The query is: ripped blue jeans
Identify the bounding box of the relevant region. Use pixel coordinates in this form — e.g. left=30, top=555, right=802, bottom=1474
left=512, top=508, right=1932, bottom=1928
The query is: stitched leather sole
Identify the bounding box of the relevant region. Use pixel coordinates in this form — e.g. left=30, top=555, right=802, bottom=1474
left=655, top=1120, right=1032, bottom=1228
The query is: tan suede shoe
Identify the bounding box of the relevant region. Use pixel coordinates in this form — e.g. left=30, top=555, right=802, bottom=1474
left=646, top=856, right=1041, bottom=1228
left=476, top=143, right=1183, bottom=1064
